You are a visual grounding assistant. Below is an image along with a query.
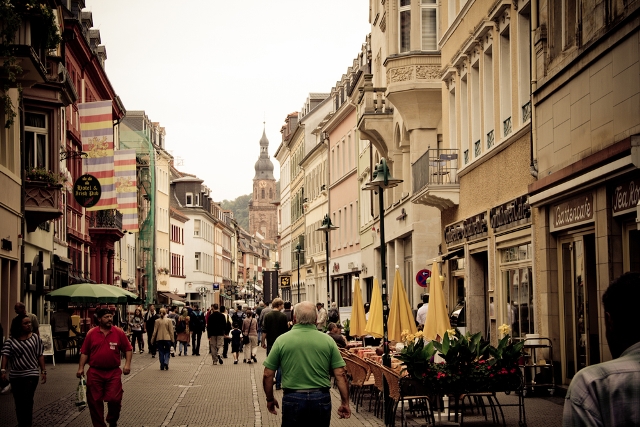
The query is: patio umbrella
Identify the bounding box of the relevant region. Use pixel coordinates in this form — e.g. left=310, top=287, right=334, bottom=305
left=45, top=283, right=138, bottom=304
left=350, top=277, right=367, bottom=337
left=423, top=261, right=451, bottom=341
left=364, top=278, right=383, bottom=338
left=388, top=266, right=417, bottom=342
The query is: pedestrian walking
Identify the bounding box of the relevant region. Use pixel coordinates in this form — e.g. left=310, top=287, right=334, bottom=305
left=220, top=305, right=232, bottom=358
left=77, top=308, right=132, bottom=427
left=189, top=305, right=206, bottom=356
left=13, top=302, right=39, bottom=335
left=242, top=312, right=259, bottom=364
left=262, top=298, right=288, bottom=389
left=262, top=301, right=350, bottom=425
left=316, top=302, right=327, bottom=331
left=176, top=314, right=190, bottom=356
left=206, top=304, right=228, bottom=365
left=563, top=272, right=640, bottom=426
left=230, top=322, right=242, bottom=364
left=128, top=308, right=145, bottom=354
left=151, top=308, right=175, bottom=370
left=143, top=305, right=158, bottom=358
left=283, top=301, right=293, bottom=330
left=1, top=314, right=47, bottom=427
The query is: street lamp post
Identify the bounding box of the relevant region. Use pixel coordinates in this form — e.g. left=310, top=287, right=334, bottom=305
left=253, top=274, right=257, bottom=307
left=294, top=243, right=305, bottom=304
left=317, top=214, right=338, bottom=307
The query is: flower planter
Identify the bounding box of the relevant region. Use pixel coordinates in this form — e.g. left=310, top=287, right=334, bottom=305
left=24, top=181, right=63, bottom=231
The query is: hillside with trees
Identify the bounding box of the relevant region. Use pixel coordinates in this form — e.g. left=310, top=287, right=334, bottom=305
left=220, top=194, right=251, bottom=230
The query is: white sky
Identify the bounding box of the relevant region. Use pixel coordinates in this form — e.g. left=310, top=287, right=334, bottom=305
left=87, top=0, right=371, bottom=202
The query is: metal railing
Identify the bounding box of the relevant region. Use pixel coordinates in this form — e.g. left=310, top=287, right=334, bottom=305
left=487, top=130, right=495, bottom=149
left=503, top=117, right=512, bottom=137
left=522, top=101, right=531, bottom=122
left=89, top=209, right=123, bottom=230
left=412, top=148, right=459, bottom=193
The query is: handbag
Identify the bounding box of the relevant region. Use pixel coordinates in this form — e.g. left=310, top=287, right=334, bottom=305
left=76, top=377, right=87, bottom=410
left=242, top=319, right=253, bottom=344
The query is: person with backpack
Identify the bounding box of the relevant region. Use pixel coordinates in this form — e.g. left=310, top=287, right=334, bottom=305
left=144, top=305, right=159, bottom=358
left=175, top=314, right=190, bottom=356
left=328, top=302, right=340, bottom=324
left=189, top=305, right=205, bottom=356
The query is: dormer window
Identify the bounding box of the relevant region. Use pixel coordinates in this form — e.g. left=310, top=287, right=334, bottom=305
left=186, top=192, right=193, bottom=206
left=195, top=194, right=200, bottom=206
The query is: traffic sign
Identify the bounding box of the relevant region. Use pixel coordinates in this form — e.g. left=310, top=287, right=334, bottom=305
left=416, top=269, right=431, bottom=288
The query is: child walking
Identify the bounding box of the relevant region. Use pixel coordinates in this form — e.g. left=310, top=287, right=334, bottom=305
left=230, top=322, right=242, bottom=364
left=176, top=314, right=190, bottom=356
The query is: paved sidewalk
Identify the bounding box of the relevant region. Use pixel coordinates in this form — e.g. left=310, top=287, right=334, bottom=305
left=0, top=344, right=565, bottom=426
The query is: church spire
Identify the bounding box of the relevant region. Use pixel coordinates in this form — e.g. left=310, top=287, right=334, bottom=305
left=254, top=124, right=274, bottom=180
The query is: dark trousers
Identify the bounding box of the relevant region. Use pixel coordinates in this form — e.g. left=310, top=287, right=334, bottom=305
left=223, top=337, right=231, bottom=357
left=146, top=330, right=156, bottom=355
left=131, top=330, right=144, bottom=352
left=86, top=368, right=123, bottom=427
left=191, top=331, right=202, bottom=355
left=282, top=391, right=331, bottom=427
left=10, top=376, right=39, bottom=427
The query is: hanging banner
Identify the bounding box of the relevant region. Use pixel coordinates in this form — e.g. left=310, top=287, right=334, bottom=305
left=115, top=149, right=138, bottom=232
left=79, top=100, right=116, bottom=210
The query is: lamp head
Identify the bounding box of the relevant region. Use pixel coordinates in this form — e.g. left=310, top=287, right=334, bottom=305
left=295, top=243, right=305, bottom=254
left=317, top=213, right=339, bottom=232
left=364, top=158, right=402, bottom=191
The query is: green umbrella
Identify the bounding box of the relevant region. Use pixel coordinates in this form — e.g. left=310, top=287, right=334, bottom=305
left=45, top=283, right=139, bottom=304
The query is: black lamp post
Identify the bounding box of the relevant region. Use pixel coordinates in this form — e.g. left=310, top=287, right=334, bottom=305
left=317, top=214, right=338, bottom=307
left=363, top=157, right=402, bottom=367
left=253, top=274, right=257, bottom=307
left=364, top=157, right=402, bottom=426
left=294, top=243, right=305, bottom=304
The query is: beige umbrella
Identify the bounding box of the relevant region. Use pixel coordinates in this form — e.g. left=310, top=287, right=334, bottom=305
left=388, top=266, right=417, bottom=342
left=350, top=278, right=367, bottom=337
left=364, top=278, right=383, bottom=338
left=423, top=261, right=451, bottom=341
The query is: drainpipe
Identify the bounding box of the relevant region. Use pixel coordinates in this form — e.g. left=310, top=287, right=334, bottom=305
left=530, top=0, right=539, bottom=178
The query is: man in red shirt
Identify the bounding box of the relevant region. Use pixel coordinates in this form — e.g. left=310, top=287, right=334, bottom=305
left=77, top=308, right=132, bottom=427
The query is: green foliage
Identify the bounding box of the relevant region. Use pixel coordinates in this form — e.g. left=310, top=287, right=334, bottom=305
left=25, top=167, right=67, bottom=185
left=220, top=194, right=251, bottom=230
left=1, top=1, right=61, bottom=128
left=396, top=328, right=524, bottom=395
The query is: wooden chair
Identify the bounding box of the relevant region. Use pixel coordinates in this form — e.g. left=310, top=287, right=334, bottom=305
left=348, top=354, right=376, bottom=410
left=378, top=363, right=434, bottom=427
left=344, top=357, right=371, bottom=413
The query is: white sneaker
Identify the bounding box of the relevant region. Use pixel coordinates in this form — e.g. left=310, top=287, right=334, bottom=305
left=0, top=384, right=11, bottom=394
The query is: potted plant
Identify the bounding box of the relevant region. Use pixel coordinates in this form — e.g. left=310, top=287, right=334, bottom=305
left=25, top=167, right=67, bottom=186
left=341, top=319, right=351, bottom=340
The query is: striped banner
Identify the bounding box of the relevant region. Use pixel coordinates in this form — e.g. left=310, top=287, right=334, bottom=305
left=79, top=100, right=116, bottom=210
left=115, top=149, right=139, bottom=232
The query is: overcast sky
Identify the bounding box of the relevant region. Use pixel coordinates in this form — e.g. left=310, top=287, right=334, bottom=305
left=87, top=0, right=371, bottom=202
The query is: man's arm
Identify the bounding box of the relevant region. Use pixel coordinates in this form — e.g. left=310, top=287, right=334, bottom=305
left=262, top=331, right=268, bottom=349
left=122, top=350, right=132, bottom=375
left=262, top=367, right=279, bottom=415
left=333, top=366, right=351, bottom=419
left=77, top=353, right=89, bottom=378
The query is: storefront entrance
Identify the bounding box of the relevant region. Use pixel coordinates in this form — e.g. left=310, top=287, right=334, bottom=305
left=559, top=233, right=599, bottom=383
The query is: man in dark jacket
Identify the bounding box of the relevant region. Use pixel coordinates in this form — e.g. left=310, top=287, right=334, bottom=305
left=189, top=305, right=206, bottom=356
left=206, top=304, right=228, bottom=365
left=144, top=305, right=159, bottom=357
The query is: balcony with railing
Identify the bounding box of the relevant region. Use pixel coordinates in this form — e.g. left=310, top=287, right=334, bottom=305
left=411, top=149, right=460, bottom=210
left=356, top=73, right=394, bottom=152
left=88, top=209, right=124, bottom=242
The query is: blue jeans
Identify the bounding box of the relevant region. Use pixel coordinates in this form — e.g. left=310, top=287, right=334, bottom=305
left=157, top=340, right=171, bottom=367
left=281, top=391, right=331, bottom=427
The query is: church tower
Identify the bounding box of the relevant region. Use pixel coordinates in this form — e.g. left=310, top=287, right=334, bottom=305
left=249, top=126, right=278, bottom=242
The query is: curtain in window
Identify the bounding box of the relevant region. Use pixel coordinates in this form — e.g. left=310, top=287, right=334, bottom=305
left=421, top=7, right=437, bottom=51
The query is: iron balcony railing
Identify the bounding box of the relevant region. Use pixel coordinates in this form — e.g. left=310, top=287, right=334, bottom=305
left=412, top=148, right=459, bottom=193
left=89, top=209, right=123, bottom=230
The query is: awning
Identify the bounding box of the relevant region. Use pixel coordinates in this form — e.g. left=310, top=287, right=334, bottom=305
left=54, top=255, right=73, bottom=265
left=159, top=291, right=186, bottom=302
left=442, top=247, right=464, bottom=261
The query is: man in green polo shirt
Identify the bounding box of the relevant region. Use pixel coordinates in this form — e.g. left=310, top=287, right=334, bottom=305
left=262, top=301, right=350, bottom=426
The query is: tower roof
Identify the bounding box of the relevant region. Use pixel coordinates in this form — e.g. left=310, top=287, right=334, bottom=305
left=254, top=127, right=274, bottom=180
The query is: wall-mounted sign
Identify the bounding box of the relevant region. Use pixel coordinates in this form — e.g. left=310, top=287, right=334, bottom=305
left=416, top=269, right=431, bottom=288
left=444, top=212, right=488, bottom=246
left=280, top=276, right=290, bottom=288
left=611, top=174, right=640, bottom=216
left=213, top=283, right=220, bottom=290
left=550, top=193, right=594, bottom=232
left=490, top=195, right=531, bottom=231
left=73, top=174, right=101, bottom=208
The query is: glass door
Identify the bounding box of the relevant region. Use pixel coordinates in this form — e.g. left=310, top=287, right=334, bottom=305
left=559, top=233, right=599, bottom=383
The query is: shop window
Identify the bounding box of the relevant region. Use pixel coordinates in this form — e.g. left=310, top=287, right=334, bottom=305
left=501, top=243, right=533, bottom=339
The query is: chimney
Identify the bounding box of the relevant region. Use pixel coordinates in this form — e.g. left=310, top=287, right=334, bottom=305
left=80, top=10, right=93, bottom=37
left=96, top=45, right=107, bottom=69
left=88, top=29, right=101, bottom=52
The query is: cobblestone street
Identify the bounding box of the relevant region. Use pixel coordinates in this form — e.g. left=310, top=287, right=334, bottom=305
left=0, top=345, right=565, bottom=427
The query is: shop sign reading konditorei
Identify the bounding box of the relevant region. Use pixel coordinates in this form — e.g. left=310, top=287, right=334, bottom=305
left=444, top=212, right=488, bottom=246
left=550, top=192, right=594, bottom=232
left=490, top=195, right=531, bottom=232
left=611, top=174, right=640, bottom=216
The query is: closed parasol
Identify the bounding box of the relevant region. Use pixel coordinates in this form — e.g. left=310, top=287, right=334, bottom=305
left=388, top=266, right=417, bottom=342
left=364, top=278, right=383, bottom=338
left=423, top=261, right=451, bottom=341
left=350, top=277, right=367, bottom=337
